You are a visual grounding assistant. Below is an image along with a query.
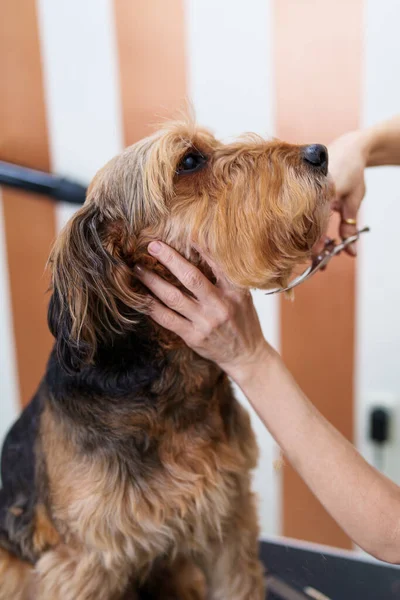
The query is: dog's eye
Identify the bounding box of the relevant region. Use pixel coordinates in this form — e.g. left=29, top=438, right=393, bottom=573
left=177, top=151, right=207, bottom=174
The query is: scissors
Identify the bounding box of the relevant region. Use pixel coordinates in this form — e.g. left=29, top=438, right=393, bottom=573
left=265, top=226, right=370, bottom=295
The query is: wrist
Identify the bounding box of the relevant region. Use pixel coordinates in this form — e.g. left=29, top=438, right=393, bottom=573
left=355, top=127, right=375, bottom=166
left=363, top=123, right=389, bottom=167
left=223, top=342, right=276, bottom=388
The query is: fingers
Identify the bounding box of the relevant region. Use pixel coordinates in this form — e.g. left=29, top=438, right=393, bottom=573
left=145, top=298, right=192, bottom=339
left=340, top=222, right=358, bottom=257
left=135, top=259, right=229, bottom=347
left=312, top=234, right=331, bottom=258
left=339, top=185, right=364, bottom=256
left=134, top=264, right=198, bottom=322
left=192, top=243, right=238, bottom=294
left=144, top=241, right=248, bottom=320
left=147, top=241, right=217, bottom=301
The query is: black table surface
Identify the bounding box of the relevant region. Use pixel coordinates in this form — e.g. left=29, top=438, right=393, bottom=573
left=261, top=537, right=400, bottom=599
left=136, top=536, right=400, bottom=599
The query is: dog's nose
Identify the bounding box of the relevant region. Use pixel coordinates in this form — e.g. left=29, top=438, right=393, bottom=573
left=302, top=144, right=328, bottom=175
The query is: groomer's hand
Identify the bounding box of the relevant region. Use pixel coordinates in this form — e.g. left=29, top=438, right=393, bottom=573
left=134, top=242, right=271, bottom=380
left=327, top=130, right=368, bottom=255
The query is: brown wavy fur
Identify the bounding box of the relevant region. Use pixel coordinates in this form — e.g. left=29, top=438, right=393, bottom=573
left=49, top=119, right=331, bottom=369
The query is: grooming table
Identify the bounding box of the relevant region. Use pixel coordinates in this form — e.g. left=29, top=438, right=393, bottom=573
left=136, top=535, right=400, bottom=599
left=262, top=535, right=400, bottom=599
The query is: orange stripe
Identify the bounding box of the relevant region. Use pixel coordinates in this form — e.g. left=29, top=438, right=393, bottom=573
left=0, top=0, right=56, bottom=406
left=274, top=0, right=363, bottom=548
left=114, top=0, right=187, bottom=146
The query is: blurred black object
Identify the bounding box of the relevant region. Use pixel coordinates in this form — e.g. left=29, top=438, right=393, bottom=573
left=370, top=407, right=390, bottom=444
left=0, top=160, right=87, bottom=205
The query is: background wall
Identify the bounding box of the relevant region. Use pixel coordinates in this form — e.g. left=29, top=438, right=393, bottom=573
left=356, top=0, right=400, bottom=492
left=1, top=0, right=400, bottom=548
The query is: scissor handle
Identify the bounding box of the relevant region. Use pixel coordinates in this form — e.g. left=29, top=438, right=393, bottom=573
left=329, top=226, right=370, bottom=256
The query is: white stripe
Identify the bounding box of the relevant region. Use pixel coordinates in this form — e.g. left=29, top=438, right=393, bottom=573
left=356, top=0, right=400, bottom=485
left=0, top=193, right=19, bottom=451
left=37, top=0, right=123, bottom=230
left=185, top=0, right=280, bottom=536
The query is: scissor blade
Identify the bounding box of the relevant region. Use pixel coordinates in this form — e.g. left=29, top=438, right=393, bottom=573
left=265, top=226, right=370, bottom=296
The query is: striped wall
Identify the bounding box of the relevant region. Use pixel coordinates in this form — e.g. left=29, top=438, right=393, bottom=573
left=0, top=0, right=56, bottom=412
left=276, top=0, right=363, bottom=549
left=0, top=194, right=19, bottom=445
left=356, top=0, right=400, bottom=486
left=1, top=0, right=400, bottom=548
left=37, top=0, right=124, bottom=231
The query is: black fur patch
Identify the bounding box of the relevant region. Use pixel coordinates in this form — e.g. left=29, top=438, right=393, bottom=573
left=0, top=392, right=43, bottom=562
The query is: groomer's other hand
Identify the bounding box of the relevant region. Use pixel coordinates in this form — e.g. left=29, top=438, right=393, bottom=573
left=134, top=241, right=271, bottom=380
left=327, top=130, right=368, bottom=256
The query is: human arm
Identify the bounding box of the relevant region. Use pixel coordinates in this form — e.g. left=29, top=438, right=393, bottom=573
left=327, top=114, right=400, bottom=254
left=135, top=241, right=400, bottom=563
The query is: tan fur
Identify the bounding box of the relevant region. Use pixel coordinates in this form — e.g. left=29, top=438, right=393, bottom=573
left=32, top=504, right=61, bottom=555
left=0, top=549, right=34, bottom=600
left=36, top=372, right=261, bottom=598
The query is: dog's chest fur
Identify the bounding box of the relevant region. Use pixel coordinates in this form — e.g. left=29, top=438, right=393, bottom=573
left=38, top=331, right=258, bottom=571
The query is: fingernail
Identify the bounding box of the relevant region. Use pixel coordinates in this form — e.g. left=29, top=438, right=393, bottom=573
left=148, top=241, right=162, bottom=255
left=134, top=264, right=144, bottom=275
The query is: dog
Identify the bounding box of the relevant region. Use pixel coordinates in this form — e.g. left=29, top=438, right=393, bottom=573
left=0, top=118, right=332, bottom=600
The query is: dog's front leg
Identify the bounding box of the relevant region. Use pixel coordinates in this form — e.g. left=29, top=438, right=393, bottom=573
left=205, top=537, right=265, bottom=600
left=204, top=495, right=265, bottom=600
left=206, top=544, right=265, bottom=600
left=36, top=544, right=134, bottom=600
left=0, top=548, right=34, bottom=600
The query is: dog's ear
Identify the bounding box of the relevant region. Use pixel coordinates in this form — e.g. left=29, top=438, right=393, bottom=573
left=47, top=134, right=178, bottom=372
left=47, top=201, right=148, bottom=373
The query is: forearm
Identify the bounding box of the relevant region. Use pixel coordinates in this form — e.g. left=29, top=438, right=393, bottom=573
left=233, top=349, right=400, bottom=563
left=362, top=114, right=400, bottom=166
left=138, top=238, right=400, bottom=561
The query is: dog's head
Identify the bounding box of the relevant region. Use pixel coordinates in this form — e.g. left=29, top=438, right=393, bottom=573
left=49, top=119, right=333, bottom=371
